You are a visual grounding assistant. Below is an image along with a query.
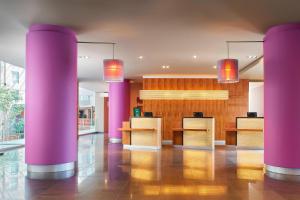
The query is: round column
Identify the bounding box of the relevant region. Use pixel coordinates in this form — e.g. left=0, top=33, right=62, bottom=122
left=264, top=23, right=300, bottom=176
left=108, top=81, right=130, bottom=143
left=25, top=24, right=77, bottom=179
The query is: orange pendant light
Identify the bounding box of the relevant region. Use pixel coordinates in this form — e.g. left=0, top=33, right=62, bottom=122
left=103, top=59, right=124, bottom=82
left=217, top=59, right=239, bottom=83
left=103, top=43, right=124, bottom=82
left=217, top=41, right=239, bottom=83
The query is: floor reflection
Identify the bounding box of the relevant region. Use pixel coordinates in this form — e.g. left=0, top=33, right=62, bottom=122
left=143, top=184, right=227, bottom=196
left=0, top=134, right=300, bottom=199
left=183, top=149, right=215, bottom=180
left=130, top=150, right=161, bottom=181
left=236, top=150, right=264, bottom=181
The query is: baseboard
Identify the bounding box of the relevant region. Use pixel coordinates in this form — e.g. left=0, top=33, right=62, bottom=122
left=183, top=145, right=214, bottom=150
left=109, top=138, right=122, bottom=143
left=214, top=140, right=225, bottom=145
left=162, top=140, right=172, bottom=145
left=237, top=146, right=264, bottom=150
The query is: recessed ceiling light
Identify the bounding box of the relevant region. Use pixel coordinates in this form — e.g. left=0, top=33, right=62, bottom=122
left=247, top=55, right=257, bottom=59
left=213, top=65, right=217, bottom=69
left=162, top=65, right=170, bottom=69
left=79, top=56, right=89, bottom=59
left=138, top=56, right=143, bottom=59
left=193, top=55, right=197, bottom=59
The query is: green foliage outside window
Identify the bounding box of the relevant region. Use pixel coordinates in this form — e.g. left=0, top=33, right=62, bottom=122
left=0, top=86, right=24, bottom=140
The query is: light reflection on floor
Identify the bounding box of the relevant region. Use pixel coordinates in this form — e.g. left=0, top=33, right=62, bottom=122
left=0, top=134, right=299, bottom=199
left=236, top=150, right=264, bottom=181
left=183, top=149, right=215, bottom=180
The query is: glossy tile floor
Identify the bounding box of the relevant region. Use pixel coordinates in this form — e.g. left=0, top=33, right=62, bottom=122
left=0, top=134, right=300, bottom=200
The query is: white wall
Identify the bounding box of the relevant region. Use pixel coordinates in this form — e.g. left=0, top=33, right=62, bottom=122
left=95, top=93, right=108, bottom=132
left=249, top=82, right=264, bottom=117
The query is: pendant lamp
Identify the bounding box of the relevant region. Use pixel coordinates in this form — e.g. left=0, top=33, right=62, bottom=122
left=217, top=59, right=239, bottom=83
left=217, top=42, right=239, bottom=83
left=103, top=43, right=124, bottom=82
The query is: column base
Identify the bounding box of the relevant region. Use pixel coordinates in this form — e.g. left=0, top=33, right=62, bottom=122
left=109, top=138, right=122, bottom=143
left=27, top=162, right=75, bottom=180
left=265, top=164, right=300, bottom=175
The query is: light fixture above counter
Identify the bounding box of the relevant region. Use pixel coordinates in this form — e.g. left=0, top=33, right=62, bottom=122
left=140, top=90, right=229, bottom=100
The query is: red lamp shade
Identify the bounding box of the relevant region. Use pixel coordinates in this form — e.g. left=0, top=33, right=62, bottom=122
left=103, top=59, right=124, bottom=82
left=217, top=59, right=239, bottom=83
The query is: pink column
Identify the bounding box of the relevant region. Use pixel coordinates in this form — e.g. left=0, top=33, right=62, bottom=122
left=108, top=80, right=130, bottom=143
left=25, top=24, right=77, bottom=179
left=264, top=23, right=300, bottom=175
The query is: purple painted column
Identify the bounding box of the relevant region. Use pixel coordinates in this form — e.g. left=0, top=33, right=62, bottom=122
left=264, top=23, right=300, bottom=175
left=25, top=24, right=77, bottom=179
left=108, top=80, right=130, bottom=143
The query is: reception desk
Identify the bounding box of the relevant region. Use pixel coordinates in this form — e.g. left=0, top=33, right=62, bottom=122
left=119, top=117, right=162, bottom=150
left=236, top=117, right=264, bottom=149
left=173, top=117, right=215, bottom=150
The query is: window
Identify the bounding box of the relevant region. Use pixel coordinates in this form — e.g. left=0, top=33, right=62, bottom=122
left=11, top=71, right=19, bottom=84
left=0, top=61, right=25, bottom=149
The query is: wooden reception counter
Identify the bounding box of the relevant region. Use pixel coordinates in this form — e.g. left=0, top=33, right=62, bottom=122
left=119, top=117, right=162, bottom=150
left=173, top=117, right=215, bottom=150
left=236, top=117, right=264, bottom=149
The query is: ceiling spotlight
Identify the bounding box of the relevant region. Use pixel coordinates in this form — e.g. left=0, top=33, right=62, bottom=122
left=247, top=55, right=257, bottom=59
left=193, top=55, right=197, bottom=59
left=162, top=65, right=170, bottom=69
left=138, top=56, right=143, bottom=59
left=79, top=56, right=89, bottom=59
left=213, top=65, right=217, bottom=69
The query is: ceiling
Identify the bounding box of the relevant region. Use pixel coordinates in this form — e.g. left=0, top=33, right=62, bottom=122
left=0, top=0, right=299, bottom=92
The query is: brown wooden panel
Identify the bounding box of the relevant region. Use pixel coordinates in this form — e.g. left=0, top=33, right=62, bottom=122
left=173, top=131, right=183, bottom=145
left=122, top=121, right=131, bottom=145
left=225, top=131, right=237, bottom=145
left=130, top=82, right=143, bottom=116
left=142, top=78, right=249, bottom=140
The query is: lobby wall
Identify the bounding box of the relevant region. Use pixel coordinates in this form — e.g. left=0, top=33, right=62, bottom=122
left=130, top=82, right=143, bottom=116
left=249, top=82, right=264, bottom=117
left=95, top=93, right=104, bottom=132
left=142, top=78, right=249, bottom=140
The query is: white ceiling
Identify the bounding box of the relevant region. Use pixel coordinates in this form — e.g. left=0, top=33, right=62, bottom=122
left=0, top=0, right=299, bottom=92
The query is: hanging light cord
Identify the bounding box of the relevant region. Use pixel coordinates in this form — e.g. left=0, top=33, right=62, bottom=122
left=113, top=43, right=115, bottom=59
left=227, top=41, right=230, bottom=59
left=77, top=41, right=117, bottom=60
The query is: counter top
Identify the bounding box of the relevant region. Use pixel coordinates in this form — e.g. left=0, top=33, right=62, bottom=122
left=236, top=117, right=264, bottom=119
left=118, top=128, right=156, bottom=132
left=225, top=128, right=263, bottom=132
left=173, top=128, right=208, bottom=132
left=183, top=117, right=214, bottom=119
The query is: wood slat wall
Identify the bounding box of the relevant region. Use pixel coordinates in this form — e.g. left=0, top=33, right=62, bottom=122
left=143, top=78, right=249, bottom=140
left=130, top=82, right=143, bottom=116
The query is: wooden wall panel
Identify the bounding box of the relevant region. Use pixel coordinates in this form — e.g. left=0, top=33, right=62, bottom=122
left=130, top=82, right=143, bottom=116
left=142, top=78, right=249, bottom=140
